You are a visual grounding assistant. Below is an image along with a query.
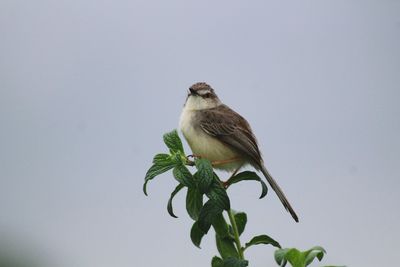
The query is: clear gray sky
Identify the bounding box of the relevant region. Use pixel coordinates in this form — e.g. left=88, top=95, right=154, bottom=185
left=1, top=1, right=399, bottom=266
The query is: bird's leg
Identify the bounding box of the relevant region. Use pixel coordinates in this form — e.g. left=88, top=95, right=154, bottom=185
left=211, top=157, right=241, bottom=167
left=222, top=164, right=244, bottom=189
left=230, top=165, right=242, bottom=177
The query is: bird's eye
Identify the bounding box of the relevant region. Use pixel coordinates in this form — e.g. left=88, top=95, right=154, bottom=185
left=204, top=93, right=211, bottom=98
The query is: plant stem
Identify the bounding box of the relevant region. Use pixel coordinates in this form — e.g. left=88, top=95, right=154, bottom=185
left=227, top=209, right=244, bottom=260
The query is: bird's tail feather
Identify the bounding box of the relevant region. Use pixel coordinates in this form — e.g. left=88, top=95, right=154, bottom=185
left=261, top=165, right=299, bottom=222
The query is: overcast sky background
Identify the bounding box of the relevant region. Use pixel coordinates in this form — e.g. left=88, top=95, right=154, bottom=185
left=1, top=1, right=399, bottom=267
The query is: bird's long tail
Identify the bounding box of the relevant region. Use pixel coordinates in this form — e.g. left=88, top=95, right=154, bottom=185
left=261, top=165, right=299, bottom=222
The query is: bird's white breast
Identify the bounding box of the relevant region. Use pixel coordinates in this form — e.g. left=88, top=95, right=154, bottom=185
left=179, top=106, right=240, bottom=171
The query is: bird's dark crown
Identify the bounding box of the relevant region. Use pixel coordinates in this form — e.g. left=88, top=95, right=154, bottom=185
left=188, top=82, right=217, bottom=98
left=190, top=82, right=213, bottom=92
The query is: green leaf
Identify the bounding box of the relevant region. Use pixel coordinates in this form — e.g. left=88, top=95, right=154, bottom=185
left=163, top=129, right=184, bottom=153
left=275, top=246, right=332, bottom=267
left=186, top=187, right=203, bottom=221
left=206, top=182, right=231, bottom=210
left=143, top=163, right=175, bottom=195
left=216, top=235, right=239, bottom=259
left=227, top=171, right=259, bottom=185
left=171, top=152, right=186, bottom=165
left=198, top=200, right=223, bottom=233
left=152, top=153, right=173, bottom=166
left=213, top=214, right=237, bottom=259
left=143, top=148, right=185, bottom=196
left=234, top=212, right=247, bottom=236
left=244, top=234, right=281, bottom=250
left=226, top=171, right=268, bottom=199
left=221, top=257, right=248, bottom=267
left=275, top=248, right=290, bottom=267
left=285, top=248, right=305, bottom=267
left=304, top=246, right=326, bottom=265
left=167, top=184, right=185, bottom=218
left=212, top=213, right=230, bottom=238
left=211, top=256, right=223, bottom=267
left=195, top=158, right=214, bottom=193
left=173, top=164, right=195, bottom=188
left=190, top=221, right=205, bottom=248
left=258, top=179, right=268, bottom=198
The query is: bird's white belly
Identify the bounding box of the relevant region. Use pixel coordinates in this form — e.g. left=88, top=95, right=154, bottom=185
left=179, top=109, right=242, bottom=171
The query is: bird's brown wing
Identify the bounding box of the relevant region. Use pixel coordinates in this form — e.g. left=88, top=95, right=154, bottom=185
left=197, top=104, right=263, bottom=168
left=198, top=104, right=299, bottom=222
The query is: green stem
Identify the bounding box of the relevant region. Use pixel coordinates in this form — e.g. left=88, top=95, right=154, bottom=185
left=227, top=209, right=244, bottom=260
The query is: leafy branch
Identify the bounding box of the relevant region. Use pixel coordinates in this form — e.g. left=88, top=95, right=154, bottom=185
left=144, top=130, right=345, bottom=267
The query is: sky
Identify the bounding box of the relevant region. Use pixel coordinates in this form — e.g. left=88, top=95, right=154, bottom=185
left=0, top=1, right=399, bottom=266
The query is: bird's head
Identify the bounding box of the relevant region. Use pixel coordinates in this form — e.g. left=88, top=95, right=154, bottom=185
left=184, top=82, right=222, bottom=110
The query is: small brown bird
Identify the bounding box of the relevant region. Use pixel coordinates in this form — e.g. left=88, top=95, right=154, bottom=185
left=179, top=82, right=298, bottom=222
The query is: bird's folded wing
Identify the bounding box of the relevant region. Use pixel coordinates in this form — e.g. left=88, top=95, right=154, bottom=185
left=198, top=105, right=262, bottom=167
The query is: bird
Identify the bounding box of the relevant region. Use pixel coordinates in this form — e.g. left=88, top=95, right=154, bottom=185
left=179, top=82, right=299, bottom=222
